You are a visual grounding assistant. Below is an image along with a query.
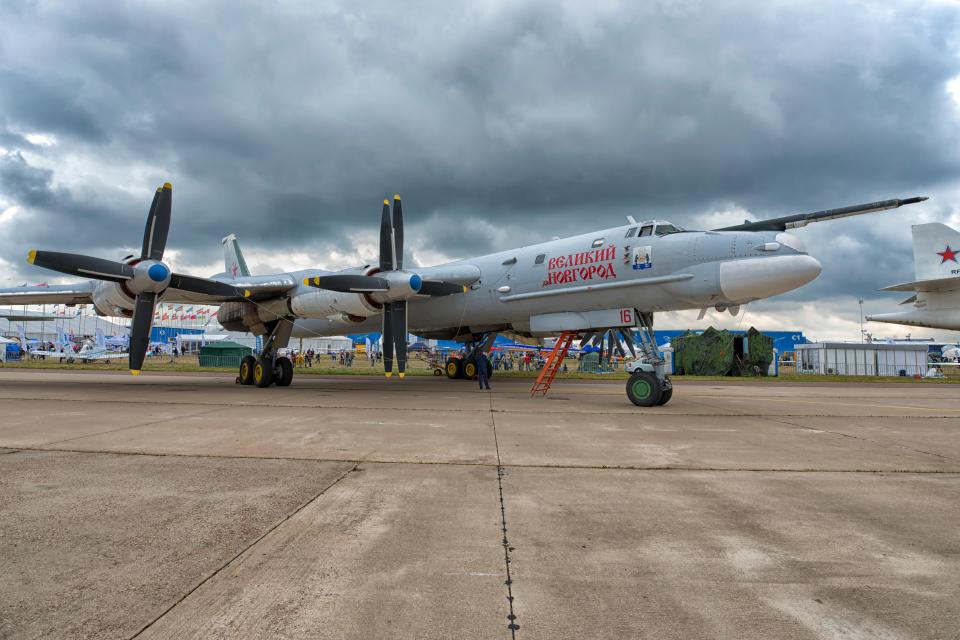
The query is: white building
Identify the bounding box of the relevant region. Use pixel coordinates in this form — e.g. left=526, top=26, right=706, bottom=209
left=796, top=342, right=928, bottom=377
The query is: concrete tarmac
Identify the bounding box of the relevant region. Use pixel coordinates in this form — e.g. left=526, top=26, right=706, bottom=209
left=0, top=369, right=957, bottom=639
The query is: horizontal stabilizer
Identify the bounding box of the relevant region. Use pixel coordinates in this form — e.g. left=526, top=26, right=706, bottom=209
left=881, top=276, right=960, bottom=293
left=716, top=197, right=927, bottom=232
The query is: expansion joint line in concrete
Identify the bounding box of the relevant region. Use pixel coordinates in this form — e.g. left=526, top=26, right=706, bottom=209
left=40, top=406, right=227, bottom=448
left=488, top=393, right=519, bottom=638
left=126, top=461, right=360, bottom=640
left=769, top=416, right=960, bottom=463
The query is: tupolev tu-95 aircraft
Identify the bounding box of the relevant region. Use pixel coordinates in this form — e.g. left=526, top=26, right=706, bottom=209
left=0, top=183, right=927, bottom=405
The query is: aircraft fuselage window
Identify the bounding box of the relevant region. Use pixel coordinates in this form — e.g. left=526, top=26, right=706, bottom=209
left=591, top=238, right=604, bottom=248
left=655, top=224, right=681, bottom=236
left=534, top=254, right=545, bottom=265
left=625, top=227, right=638, bottom=238
left=639, top=225, right=653, bottom=237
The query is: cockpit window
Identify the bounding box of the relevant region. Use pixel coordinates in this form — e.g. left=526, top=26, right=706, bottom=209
left=654, top=224, right=682, bottom=236
left=639, top=225, right=653, bottom=237
left=625, top=227, right=638, bottom=238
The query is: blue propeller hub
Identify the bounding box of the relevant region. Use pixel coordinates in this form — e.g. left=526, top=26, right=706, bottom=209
left=409, top=273, right=422, bottom=292
left=148, top=263, right=170, bottom=283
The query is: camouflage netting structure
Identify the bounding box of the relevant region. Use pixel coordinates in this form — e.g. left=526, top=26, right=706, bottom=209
left=672, top=327, right=774, bottom=376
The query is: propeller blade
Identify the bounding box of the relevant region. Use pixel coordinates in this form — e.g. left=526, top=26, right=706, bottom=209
left=169, top=273, right=242, bottom=297
left=379, top=199, right=393, bottom=271
left=382, top=302, right=394, bottom=376
left=391, top=300, right=408, bottom=377
left=28, top=250, right=134, bottom=283
left=142, top=183, right=172, bottom=261
left=304, top=274, right=389, bottom=292
left=392, top=195, right=403, bottom=270
left=129, top=292, right=156, bottom=373
left=417, top=281, right=465, bottom=296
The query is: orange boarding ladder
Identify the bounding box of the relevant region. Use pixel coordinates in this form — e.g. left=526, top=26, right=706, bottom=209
left=531, top=331, right=576, bottom=396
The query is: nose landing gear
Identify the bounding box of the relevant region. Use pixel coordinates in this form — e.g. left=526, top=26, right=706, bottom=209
left=624, top=311, right=673, bottom=407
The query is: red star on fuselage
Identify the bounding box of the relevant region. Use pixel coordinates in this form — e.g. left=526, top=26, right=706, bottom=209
left=938, top=246, right=958, bottom=263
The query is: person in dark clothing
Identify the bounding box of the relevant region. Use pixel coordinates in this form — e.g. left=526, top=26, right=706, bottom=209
left=475, top=351, right=491, bottom=390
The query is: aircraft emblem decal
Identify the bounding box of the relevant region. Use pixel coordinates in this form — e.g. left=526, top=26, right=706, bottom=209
left=231, top=263, right=239, bottom=277
left=938, top=245, right=957, bottom=263
left=632, top=246, right=653, bottom=270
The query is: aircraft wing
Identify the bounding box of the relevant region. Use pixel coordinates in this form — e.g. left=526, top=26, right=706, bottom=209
left=0, top=282, right=96, bottom=305
left=716, top=197, right=928, bottom=232
left=81, top=351, right=128, bottom=360
left=234, top=275, right=301, bottom=301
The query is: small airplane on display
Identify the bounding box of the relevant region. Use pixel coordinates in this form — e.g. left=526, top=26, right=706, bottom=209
left=867, top=222, right=960, bottom=331
left=0, top=182, right=929, bottom=405
left=17, top=325, right=128, bottom=363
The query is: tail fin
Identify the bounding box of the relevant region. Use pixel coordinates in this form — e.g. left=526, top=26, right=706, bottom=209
left=95, top=328, right=106, bottom=349
left=912, top=223, right=960, bottom=280
left=222, top=234, right=251, bottom=280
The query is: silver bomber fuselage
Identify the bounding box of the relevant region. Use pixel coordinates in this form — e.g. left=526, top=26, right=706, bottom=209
left=291, top=223, right=822, bottom=338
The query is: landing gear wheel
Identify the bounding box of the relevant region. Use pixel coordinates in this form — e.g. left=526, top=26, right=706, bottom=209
left=656, top=379, right=673, bottom=406
left=626, top=371, right=663, bottom=407
left=239, top=355, right=256, bottom=385
left=445, top=357, right=463, bottom=379
left=463, top=358, right=477, bottom=380
left=433, top=368, right=443, bottom=376
left=254, top=359, right=274, bottom=388
left=275, top=357, right=293, bottom=387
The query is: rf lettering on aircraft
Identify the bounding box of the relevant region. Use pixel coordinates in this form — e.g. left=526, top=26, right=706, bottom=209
left=0, top=187, right=928, bottom=405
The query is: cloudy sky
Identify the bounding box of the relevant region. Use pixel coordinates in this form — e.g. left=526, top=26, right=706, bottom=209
left=1, top=0, right=959, bottom=339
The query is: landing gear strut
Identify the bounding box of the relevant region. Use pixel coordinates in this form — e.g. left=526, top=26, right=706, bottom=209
left=237, top=319, right=294, bottom=388
left=626, top=311, right=673, bottom=407
left=445, top=332, right=496, bottom=380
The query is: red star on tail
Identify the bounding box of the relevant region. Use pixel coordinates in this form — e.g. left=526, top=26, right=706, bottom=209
left=938, top=245, right=958, bottom=263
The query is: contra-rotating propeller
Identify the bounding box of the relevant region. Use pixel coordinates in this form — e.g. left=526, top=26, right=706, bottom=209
left=27, top=183, right=240, bottom=374
left=304, top=195, right=466, bottom=378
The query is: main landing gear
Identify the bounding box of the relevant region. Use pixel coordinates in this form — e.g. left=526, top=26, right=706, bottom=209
left=237, top=319, right=294, bottom=389
left=625, top=311, right=673, bottom=407
left=445, top=333, right=496, bottom=380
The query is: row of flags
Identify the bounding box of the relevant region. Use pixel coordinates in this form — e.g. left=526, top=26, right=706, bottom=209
left=31, top=303, right=219, bottom=324
left=151, top=305, right=218, bottom=322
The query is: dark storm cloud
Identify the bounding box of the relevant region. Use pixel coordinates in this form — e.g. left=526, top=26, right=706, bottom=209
left=0, top=0, right=959, bottom=308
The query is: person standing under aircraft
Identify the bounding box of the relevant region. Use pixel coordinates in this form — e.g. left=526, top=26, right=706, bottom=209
left=476, top=350, right=491, bottom=391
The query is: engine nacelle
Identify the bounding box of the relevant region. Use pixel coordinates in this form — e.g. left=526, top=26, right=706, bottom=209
left=289, top=288, right=378, bottom=319
left=218, top=299, right=292, bottom=335
left=91, top=281, right=135, bottom=317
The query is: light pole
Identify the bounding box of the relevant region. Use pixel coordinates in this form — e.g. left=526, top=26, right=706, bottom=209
left=858, top=298, right=865, bottom=343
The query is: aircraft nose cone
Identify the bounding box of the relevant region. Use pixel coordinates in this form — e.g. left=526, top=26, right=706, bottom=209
left=719, top=255, right=822, bottom=303
left=148, top=263, right=170, bottom=283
